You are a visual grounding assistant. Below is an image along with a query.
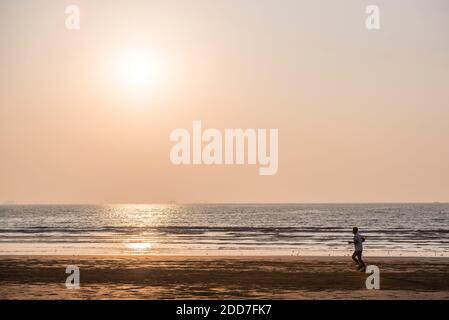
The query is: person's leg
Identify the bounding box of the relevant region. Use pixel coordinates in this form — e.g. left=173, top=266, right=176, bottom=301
left=352, top=251, right=360, bottom=265
left=357, top=251, right=366, bottom=270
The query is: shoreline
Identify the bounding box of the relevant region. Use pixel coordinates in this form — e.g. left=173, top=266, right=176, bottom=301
left=2, top=254, right=449, bottom=259
left=1, top=255, right=449, bottom=299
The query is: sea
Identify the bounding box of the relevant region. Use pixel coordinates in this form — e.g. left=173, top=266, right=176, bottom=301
left=0, top=203, right=448, bottom=256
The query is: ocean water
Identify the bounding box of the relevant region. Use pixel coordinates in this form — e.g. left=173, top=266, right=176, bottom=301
left=0, top=204, right=448, bottom=256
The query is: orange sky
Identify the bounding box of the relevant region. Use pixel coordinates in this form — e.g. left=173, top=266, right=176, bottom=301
left=1, top=0, right=449, bottom=204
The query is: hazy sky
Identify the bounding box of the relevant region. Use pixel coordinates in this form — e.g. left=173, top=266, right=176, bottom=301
left=1, top=0, right=449, bottom=203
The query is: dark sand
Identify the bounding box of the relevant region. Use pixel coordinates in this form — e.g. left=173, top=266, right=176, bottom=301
left=0, top=256, right=448, bottom=299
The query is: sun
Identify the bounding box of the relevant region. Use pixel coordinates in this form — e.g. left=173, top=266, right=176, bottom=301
left=117, top=51, right=161, bottom=90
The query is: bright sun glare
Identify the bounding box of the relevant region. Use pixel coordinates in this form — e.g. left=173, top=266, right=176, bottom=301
left=126, top=242, right=153, bottom=250
left=117, top=52, right=161, bottom=90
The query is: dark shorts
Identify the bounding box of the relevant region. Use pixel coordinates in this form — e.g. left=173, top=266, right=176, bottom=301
left=352, top=250, right=363, bottom=259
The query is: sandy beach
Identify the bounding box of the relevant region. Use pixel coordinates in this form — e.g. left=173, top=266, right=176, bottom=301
left=0, top=255, right=448, bottom=299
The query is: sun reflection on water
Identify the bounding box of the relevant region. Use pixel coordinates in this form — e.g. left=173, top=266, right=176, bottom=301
left=125, top=242, right=153, bottom=251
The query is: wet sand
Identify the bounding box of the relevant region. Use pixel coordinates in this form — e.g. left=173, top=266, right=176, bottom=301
left=0, top=256, right=448, bottom=299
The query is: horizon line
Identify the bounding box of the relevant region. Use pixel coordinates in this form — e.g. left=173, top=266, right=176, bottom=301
left=1, top=201, right=448, bottom=206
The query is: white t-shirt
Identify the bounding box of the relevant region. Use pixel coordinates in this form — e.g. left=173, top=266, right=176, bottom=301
left=353, top=233, right=364, bottom=251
